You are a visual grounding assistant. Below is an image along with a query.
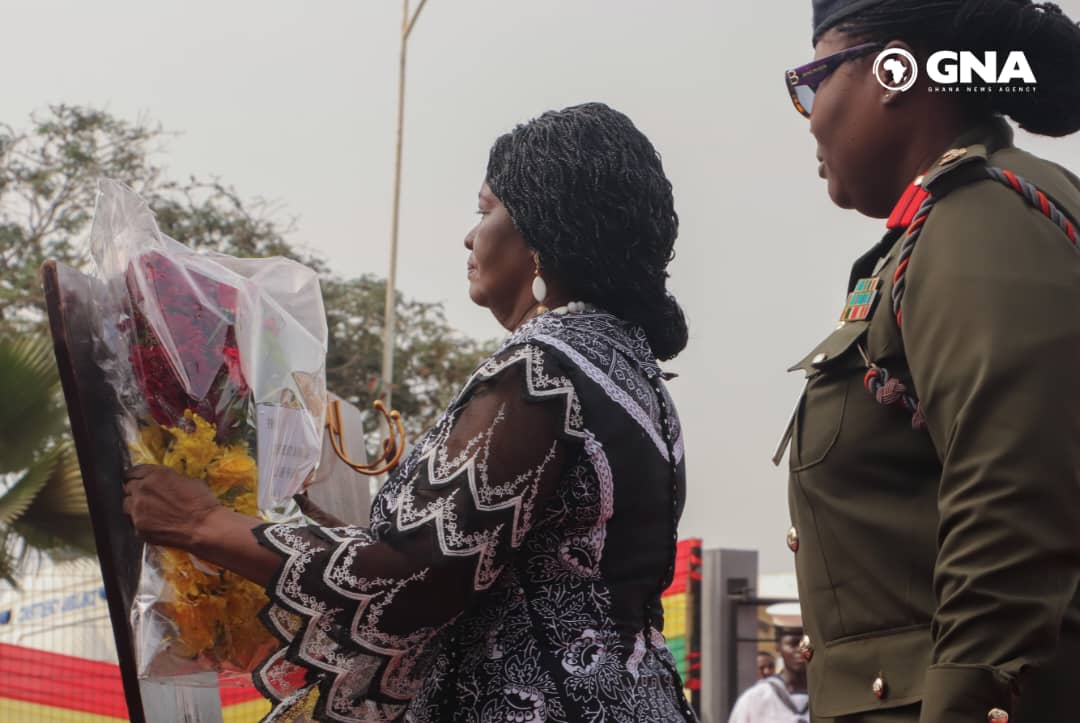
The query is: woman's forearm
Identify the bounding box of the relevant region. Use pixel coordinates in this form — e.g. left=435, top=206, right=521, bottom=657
left=189, top=506, right=281, bottom=587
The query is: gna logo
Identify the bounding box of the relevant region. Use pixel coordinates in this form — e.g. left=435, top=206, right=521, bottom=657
left=873, top=49, right=1037, bottom=93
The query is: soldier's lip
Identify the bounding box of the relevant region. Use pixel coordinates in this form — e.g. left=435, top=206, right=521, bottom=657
left=818, top=161, right=826, bottom=178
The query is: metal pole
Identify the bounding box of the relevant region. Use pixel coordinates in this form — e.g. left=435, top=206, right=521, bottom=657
left=381, top=0, right=429, bottom=410
left=381, top=0, right=409, bottom=409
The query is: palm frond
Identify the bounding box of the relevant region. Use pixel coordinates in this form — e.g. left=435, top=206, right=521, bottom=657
left=17, top=440, right=87, bottom=518
left=11, top=514, right=96, bottom=559
left=0, top=442, right=93, bottom=582
left=0, top=449, right=56, bottom=526
left=7, top=442, right=91, bottom=550
left=0, top=334, right=65, bottom=474
left=0, top=527, right=22, bottom=586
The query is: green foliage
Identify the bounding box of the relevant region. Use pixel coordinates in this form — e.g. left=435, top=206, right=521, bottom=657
left=0, top=105, right=166, bottom=333
left=0, top=335, right=64, bottom=473
left=323, top=276, right=497, bottom=439
left=0, top=104, right=495, bottom=431
left=0, top=336, right=94, bottom=585
left=0, top=105, right=495, bottom=581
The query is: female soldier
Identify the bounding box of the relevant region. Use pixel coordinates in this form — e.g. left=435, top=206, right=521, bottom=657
left=780, top=1, right=1080, bottom=721
left=122, top=103, right=696, bottom=722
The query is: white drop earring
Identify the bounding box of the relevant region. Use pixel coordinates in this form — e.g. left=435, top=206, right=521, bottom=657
left=532, top=256, right=549, bottom=314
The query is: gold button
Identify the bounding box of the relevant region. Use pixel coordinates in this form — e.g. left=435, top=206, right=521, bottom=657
left=787, top=526, right=799, bottom=553
left=938, top=147, right=967, bottom=166
left=798, top=635, right=813, bottom=662
left=987, top=709, right=1009, bottom=722
left=812, top=352, right=827, bottom=365
left=872, top=673, right=887, bottom=699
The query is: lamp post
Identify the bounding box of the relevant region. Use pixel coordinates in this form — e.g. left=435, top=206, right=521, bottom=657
left=381, top=0, right=429, bottom=408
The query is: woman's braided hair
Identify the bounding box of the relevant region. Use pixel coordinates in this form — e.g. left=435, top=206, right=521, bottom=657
left=486, top=102, right=688, bottom=360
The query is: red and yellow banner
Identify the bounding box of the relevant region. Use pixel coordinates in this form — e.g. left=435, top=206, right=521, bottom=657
left=0, top=642, right=269, bottom=722
left=661, top=538, right=703, bottom=713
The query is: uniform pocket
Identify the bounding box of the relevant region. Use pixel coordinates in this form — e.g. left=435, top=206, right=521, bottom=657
left=788, top=324, right=867, bottom=472
left=791, top=377, right=848, bottom=471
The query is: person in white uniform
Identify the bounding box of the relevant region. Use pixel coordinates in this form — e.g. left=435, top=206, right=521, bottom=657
left=729, top=603, right=809, bottom=723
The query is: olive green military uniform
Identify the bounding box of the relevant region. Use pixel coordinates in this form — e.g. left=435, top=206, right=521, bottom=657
left=782, top=117, right=1080, bottom=722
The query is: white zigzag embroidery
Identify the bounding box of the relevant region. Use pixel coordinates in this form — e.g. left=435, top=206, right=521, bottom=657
left=259, top=527, right=419, bottom=721
left=532, top=333, right=671, bottom=462
left=463, top=344, right=585, bottom=440
left=392, top=403, right=560, bottom=591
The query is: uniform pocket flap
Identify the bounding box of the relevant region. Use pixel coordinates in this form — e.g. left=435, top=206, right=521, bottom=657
left=788, top=320, right=870, bottom=375
left=811, top=625, right=931, bottom=718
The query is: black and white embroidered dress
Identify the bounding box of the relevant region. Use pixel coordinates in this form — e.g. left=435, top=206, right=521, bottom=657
left=252, top=311, right=693, bottom=722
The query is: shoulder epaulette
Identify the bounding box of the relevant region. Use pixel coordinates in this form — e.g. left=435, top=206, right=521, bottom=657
left=871, top=143, right=1078, bottom=431
left=921, top=144, right=989, bottom=195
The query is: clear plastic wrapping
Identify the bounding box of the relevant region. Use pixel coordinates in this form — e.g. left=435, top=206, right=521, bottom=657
left=86, top=179, right=327, bottom=682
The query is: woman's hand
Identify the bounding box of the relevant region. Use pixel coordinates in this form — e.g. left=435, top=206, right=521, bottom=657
left=123, top=464, right=221, bottom=550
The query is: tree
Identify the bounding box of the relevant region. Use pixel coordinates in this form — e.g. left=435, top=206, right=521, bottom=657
left=0, top=105, right=323, bottom=336
left=323, top=276, right=496, bottom=440
left=0, top=335, right=94, bottom=585
left=0, top=105, right=495, bottom=577
left=0, top=106, right=166, bottom=334
left=0, top=105, right=495, bottom=435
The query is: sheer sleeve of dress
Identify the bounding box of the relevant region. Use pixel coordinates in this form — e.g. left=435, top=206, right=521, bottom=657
left=251, top=359, right=572, bottom=722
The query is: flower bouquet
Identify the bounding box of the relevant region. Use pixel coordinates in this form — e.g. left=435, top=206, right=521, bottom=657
left=87, top=179, right=328, bottom=682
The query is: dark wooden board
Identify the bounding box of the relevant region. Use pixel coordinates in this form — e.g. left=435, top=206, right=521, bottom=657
left=41, top=260, right=147, bottom=723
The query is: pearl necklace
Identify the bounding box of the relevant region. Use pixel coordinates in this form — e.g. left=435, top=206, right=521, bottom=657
left=549, top=301, right=599, bottom=315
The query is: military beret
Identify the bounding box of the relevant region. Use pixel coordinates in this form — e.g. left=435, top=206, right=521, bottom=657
left=813, top=0, right=889, bottom=43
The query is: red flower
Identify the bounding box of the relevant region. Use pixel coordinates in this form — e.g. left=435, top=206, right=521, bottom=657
left=122, top=251, right=251, bottom=435
left=222, top=344, right=247, bottom=392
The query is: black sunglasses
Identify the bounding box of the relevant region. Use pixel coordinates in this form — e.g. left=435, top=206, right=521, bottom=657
left=784, top=42, right=884, bottom=118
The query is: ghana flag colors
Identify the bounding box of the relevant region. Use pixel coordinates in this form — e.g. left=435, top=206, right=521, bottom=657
left=661, top=538, right=703, bottom=713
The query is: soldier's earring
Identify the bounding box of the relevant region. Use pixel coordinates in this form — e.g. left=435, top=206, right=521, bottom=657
left=532, top=255, right=549, bottom=314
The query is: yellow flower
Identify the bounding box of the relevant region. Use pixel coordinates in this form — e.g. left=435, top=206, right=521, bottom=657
left=131, top=424, right=167, bottom=464
left=229, top=490, right=259, bottom=517
left=163, top=595, right=224, bottom=660
left=163, top=410, right=221, bottom=478
left=157, top=548, right=220, bottom=598
left=221, top=572, right=274, bottom=670
left=207, top=448, right=258, bottom=498
left=131, top=411, right=276, bottom=672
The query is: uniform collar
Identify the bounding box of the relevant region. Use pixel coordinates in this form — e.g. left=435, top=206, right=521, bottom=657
left=885, top=181, right=930, bottom=230
left=848, top=227, right=902, bottom=290
left=885, top=116, right=1015, bottom=231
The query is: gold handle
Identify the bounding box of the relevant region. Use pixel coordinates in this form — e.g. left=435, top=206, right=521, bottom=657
left=325, top=399, right=406, bottom=476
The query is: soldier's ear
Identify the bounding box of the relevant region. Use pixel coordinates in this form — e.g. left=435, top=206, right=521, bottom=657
left=874, top=39, right=920, bottom=108
left=881, top=84, right=915, bottom=108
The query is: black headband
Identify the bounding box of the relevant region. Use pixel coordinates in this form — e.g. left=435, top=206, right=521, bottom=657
left=813, top=0, right=890, bottom=42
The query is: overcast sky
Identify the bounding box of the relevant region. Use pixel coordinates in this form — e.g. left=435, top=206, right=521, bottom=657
left=5, top=0, right=1080, bottom=575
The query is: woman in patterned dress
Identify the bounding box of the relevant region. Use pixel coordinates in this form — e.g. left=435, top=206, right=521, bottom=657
left=123, top=102, right=695, bottom=722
